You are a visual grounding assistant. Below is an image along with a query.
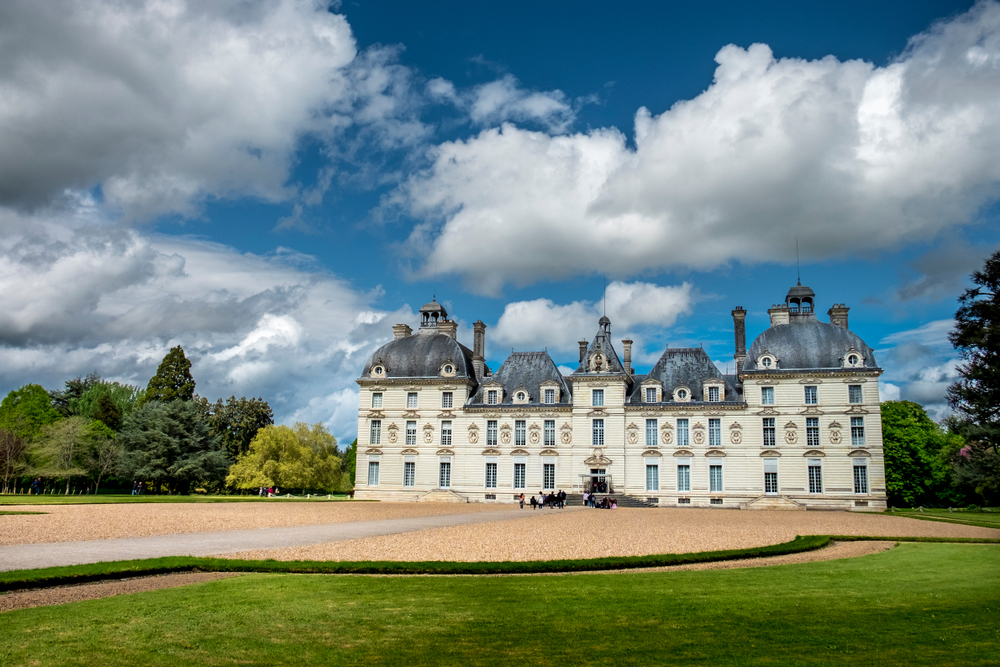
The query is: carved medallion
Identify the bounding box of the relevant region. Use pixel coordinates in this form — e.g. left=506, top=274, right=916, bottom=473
left=784, top=430, right=797, bottom=444
left=829, top=430, right=842, bottom=444
left=468, top=423, right=479, bottom=444
left=387, top=423, right=398, bottom=444
left=529, top=431, right=540, bottom=444
left=731, top=430, right=742, bottom=445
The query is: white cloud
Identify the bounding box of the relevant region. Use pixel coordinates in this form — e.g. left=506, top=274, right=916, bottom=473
left=468, top=75, right=575, bottom=133
left=490, top=281, right=693, bottom=355
left=396, top=1, right=1000, bottom=295
left=880, top=319, right=954, bottom=347
left=877, top=318, right=960, bottom=419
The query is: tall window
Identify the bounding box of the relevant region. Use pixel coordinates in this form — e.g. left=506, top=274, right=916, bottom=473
left=371, top=392, right=383, bottom=408
left=544, top=420, right=555, bottom=447
left=761, top=387, right=775, bottom=405
left=441, top=391, right=453, bottom=408
left=709, top=464, right=723, bottom=492
left=763, top=418, right=776, bottom=447
left=487, top=420, right=497, bottom=447
left=439, top=461, right=451, bottom=488
left=592, top=389, right=604, bottom=407
left=440, top=421, right=452, bottom=447
left=677, top=463, right=691, bottom=492
left=853, top=459, right=869, bottom=494
left=708, top=419, right=721, bottom=448
left=515, top=420, right=526, bottom=447
left=403, top=461, right=415, bottom=487
left=543, top=463, right=555, bottom=489
left=370, top=420, right=381, bottom=445
left=708, top=386, right=720, bottom=402
left=485, top=462, right=497, bottom=488
left=592, top=419, right=604, bottom=447
left=405, top=421, right=416, bottom=446
left=367, top=461, right=379, bottom=486
left=645, top=387, right=657, bottom=403
left=513, top=463, right=526, bottom=489
left=764, top=459, right=778, bottom=494
left=407, top=392, right=418, bottom=409
left=646, top=464, right=659, bottom=491
left=677, top=419, right=689, bottom=447
left=487, top=389, right=499, bottom=405
left=808, top=460, right=822, bottom=493
left=804, top=386, right=818, bottom=405
left=848, top=384, right=863, bottom=404
left=646, top=419, right=657, bottom=448
left=851, top=417, right=865, bottom=446
left=806, top=418, right=820, bottom=446
left=544, top=388, right=555, bottom=404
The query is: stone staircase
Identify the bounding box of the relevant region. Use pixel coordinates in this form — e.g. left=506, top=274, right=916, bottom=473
left=565, top=493, right=659, bottom=508
left=745, top=495, right=805, bottom=511
left=417, top=489, right=467, bottom=503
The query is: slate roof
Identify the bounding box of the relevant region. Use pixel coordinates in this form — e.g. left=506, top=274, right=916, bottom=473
left=744, top=318, right=878, bottom=371
left=572, top=318, right=627, bottom=376
left=361, top=330, right=476, bottom=380
left=628, top=347, right=743, bottom=404
left=468, top=351, right=572, bottom=405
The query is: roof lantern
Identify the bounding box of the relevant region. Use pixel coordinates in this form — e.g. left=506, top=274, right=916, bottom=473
left=785, top=281, right=815, bottom=316
left=419, top=299, right=449, bottom=328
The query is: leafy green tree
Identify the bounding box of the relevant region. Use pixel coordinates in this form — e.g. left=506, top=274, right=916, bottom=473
left=0, top=429, right=27, bottom=493
left=82, top=421, right=122, bottom=494
left=226, top=423, right=341, bottom=493
left=881, top=401, right=959, bottom=506
left=145, top=346, right=196, bottom=404
left=49, top=372, right=101, bottom=416
left=94, top=395, right=123, bottom=431
left=71, top=381, right=144, bottom=427
left=201, top=395, right=274, bottom=459
left=343, top=438, right=357, bottom=489
left=119, top=399, right=228, bottom=494
left=0, top=384, right=61, bottom=441
left=32, top=417, right=90, bottom=493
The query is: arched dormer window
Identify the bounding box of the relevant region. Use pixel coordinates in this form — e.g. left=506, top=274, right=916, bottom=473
left=843, top=349, right=865, bottom=369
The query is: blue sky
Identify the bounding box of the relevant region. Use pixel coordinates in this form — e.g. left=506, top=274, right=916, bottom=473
left=0, top=0, right=997, bottom=443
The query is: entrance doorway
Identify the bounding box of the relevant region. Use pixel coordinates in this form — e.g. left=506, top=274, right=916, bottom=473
left=584, top=469, right=612, bottom=494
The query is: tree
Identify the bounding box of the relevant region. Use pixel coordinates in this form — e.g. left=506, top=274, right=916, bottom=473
left=343, top=439, right=357, bottom=489
left=82, top=421, right=122, bottom=494
left=946, top=250, right=1000, bottom=505
left=0, top=384, right=61, bottom=441
left=49, top=372, right=101, bottom=417
left=0, top=429, right=27, bottom=493
left=119, top=399, right=228, bottom=494
left=201, top=396, right=274, bottom=459
left=145, top=346, right=196, bottom=403
left=881, top=401, right=959, bottom=507
left=32, top=417, right=90, bottom=493
left=226, top=423, right=342, bottom=493
left=72, top=381, right=144, bottom=427
left=94, top=395, right=123, bottom=431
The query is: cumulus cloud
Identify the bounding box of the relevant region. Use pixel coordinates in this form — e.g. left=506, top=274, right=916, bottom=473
left=878, top=319, right=960, bottom=419
left=490, top=281, right=693, bottom=357
left=395, top=1, right=1000, bottom=295
left=426, top=74, right=575, bottom=133
left=0, top=207, right=411, bottom=442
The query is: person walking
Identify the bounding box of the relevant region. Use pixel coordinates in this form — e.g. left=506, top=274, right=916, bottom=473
left=519, top=493, right=525, bottom=509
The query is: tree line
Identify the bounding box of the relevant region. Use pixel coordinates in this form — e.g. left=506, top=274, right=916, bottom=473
left=0, top=346, right=357, bottom=495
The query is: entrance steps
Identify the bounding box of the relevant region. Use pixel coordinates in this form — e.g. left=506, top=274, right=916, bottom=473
left=746, top=495, right=805, bottom=511
left=569, top=493, right=658, bottom=508
left=417, top=489, right=467, bottom=503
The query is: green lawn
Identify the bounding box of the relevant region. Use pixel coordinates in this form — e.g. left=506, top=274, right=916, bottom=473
left=2, top=543, right=997, bottom=667
left=889, top=508, right=1000, bottom=529
left=0, top=494, right=354, bottom=506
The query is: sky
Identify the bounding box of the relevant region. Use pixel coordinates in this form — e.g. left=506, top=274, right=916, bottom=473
left=1, top=0, right=998, bottom=443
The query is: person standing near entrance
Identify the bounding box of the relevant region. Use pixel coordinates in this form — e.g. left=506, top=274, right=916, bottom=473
left=530, top=494, right=538, bottom=510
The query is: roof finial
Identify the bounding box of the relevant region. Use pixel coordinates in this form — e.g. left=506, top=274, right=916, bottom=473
left=603, top=274, right=607, bottom=317
left=796, top=235, right=801, bottom=286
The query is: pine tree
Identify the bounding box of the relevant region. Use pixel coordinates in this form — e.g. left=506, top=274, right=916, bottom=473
left=145, top=346, right=196, bottom=403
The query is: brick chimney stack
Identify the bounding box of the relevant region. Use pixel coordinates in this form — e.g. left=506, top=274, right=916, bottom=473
left=828, top=304, right=850, bottom=329
left=579, top=339, right=589, bottom=365
left=392, top=324, right=412, bottom=340
left=732, top=307, right=746, bottom=368
left=472, top=321, right=486, bottom=379
left=622, top=339, right=633, bottom=375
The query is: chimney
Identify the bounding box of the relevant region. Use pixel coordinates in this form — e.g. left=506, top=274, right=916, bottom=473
left=768, top=304, right=790, bottom=328
left=579, top=339, right=589, bottom=365
left=828, top=303, right=850, bottom=329
left=621, top=339, right=633, bottom=375
left=472, top=321, right=486, bottom=379
left=732, top=307, right=746, bottom=367
left=392, top=324, right=412, bottom=340
left=438, top=319, right=457, bottom=339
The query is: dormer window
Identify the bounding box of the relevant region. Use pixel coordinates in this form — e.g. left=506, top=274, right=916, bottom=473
left=756, top=353, right=777, bottom=370
left=843, top=349, right=865, bottom=368
left=517, top=391, right=526, bottom=401
left=444, top=364, right=453, bottom=374
left=708, top=386, right=719, bottom=402
left=674, top=387, right=691, bottom=402
left=372, top=365, right=384, bottom=376
left=645, top=387, right=657, bottom=403
left=544, top=388, right=555, bottom=404
left=487, top=389, right=499, bottom=405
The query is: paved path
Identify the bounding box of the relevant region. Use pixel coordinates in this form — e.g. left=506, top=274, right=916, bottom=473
left=0, top=507, right=568, bottom=572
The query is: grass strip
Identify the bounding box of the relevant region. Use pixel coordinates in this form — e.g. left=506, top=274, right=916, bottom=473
left=886, top=512, right=1000, bottom=530
left=0, top=510, right=47, bottom=515
left=830, top=534, right=1000, bottom=544
left=0, top=535, right=829, bottom=592
left=0, top=494, right=359, bottom=506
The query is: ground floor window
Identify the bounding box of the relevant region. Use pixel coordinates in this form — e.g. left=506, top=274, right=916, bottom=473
left=853, top=459, right=869, bottom=494
left=677, top=463, right=690, bottom=492
left=808, top=461, right=822, bottom=493
left=439, top=461, right=451, bottom=488
left=485, top=462, right=497, bottom=489
left=543, top=463, right=555, bottom=490
left=368, top=461, right=379, bottom=486
left=513, top=462, right=526, bottom=489
left=764, top=458, right=778, bottom=494
left=646, top=464, right=659, bottom=491
left=709, top=464, right=723, bottom=492
left=403, top=461, right=415, bottom=487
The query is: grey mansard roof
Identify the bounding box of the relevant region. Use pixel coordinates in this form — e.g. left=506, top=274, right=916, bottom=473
left=573, top=317, right=627, bottom=376
left=628, top=347, right=743, bottom=404
left=744, top=318, right=878, bottom=371
left=469, top=351, right=571, bottom=405
left=361, top=331, right=476, bottom=380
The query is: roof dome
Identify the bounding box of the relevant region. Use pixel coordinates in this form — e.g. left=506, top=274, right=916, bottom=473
left=362, top=332, right=475, bottom=379
left=786, top=283, right=815, bottom=300
left=744, top=319, right=877, bottom=371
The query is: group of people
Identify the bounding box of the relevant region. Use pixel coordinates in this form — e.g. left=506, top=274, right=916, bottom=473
left=582, top=491, right=617, bottom=509
left=131, top=481, right=144, bottom=495
left=518, top=490, right=567, bottom=509
left=258, top=486, right=280, bottom=497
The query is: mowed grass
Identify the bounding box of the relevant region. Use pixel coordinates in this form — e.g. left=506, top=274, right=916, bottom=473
left=889, top=509, right=1000, bottom=530
left=2, top=543, right=998, bottom=667
left=0, top=494, right=354, bottom=506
